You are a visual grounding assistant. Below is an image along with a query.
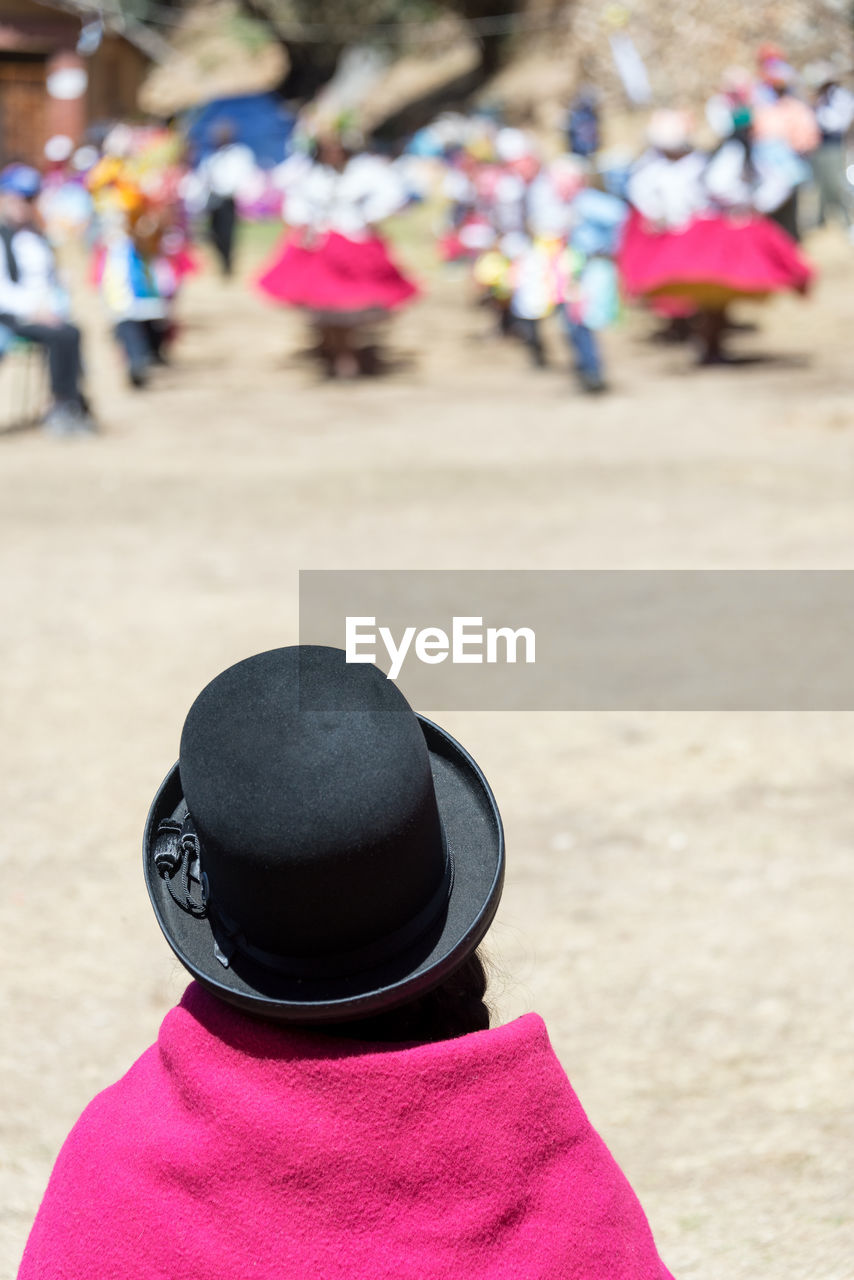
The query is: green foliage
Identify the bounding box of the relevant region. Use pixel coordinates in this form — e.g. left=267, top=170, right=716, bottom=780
left=227, top=10, right=276, bottom=52
left=253, top=0, right=458, bottom=44
left=116, top=0, right=184, bottom=21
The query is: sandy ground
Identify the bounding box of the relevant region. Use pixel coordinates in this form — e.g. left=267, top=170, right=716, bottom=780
left=2, top=220, right=854, bottom=1279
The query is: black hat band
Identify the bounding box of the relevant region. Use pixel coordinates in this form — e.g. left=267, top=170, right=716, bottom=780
left=155, top=814, right=456, bottom=982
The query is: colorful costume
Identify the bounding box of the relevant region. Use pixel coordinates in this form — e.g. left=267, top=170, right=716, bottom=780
left=87, top=135, right=199, bottom=385
left=88, top=159, right=169, bottom=385
left=620, top=140, right=813, bottom=311
left=257, top=153, right=417, bottom=318
left=503, top=162, right=626, bottom=388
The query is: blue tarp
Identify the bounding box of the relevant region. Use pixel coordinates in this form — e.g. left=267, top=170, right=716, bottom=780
left=185, top=93, right=295, bottom=169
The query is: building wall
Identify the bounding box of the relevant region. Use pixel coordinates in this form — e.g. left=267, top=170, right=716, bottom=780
left=0, top=0, right=77, bottom=51
left=0, top=1, right=152, bottom=164
left=88, top=38, right=150, bottom=125
left=0, top=54, right=48, bottom=164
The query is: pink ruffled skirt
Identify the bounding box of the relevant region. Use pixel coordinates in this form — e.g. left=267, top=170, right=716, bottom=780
left=257, top=230, right=418, bottom=316
left=619, top=209, right=813, bottom=307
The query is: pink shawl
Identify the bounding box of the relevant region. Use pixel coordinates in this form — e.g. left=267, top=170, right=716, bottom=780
left=19, top=983, right=675, bottom=1279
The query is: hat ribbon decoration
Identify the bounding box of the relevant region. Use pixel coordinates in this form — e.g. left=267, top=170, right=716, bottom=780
left=153, top=817, right=209, bottom=919
left=153, top=815, right=457, bottom=978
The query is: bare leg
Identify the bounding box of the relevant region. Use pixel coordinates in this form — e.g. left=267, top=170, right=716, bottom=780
left=696, top=308, right=728, bottom=364
left=314, top=323, right=357, bottom=377
left=327, top=324, right=359, bottom=378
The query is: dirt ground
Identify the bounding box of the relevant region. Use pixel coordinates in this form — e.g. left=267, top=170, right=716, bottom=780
left=2, top=220, right=854, bottom=1280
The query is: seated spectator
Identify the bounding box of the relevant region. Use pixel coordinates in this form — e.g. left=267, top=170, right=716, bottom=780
left=0, top=164, right=95, bottom=435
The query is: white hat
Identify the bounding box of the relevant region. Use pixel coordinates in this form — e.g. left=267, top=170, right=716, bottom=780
left=44, top=134, right=74, bottom=163
left=495, top=127, right=534, bottom=163
left=646, top=109, right=692, bottom=154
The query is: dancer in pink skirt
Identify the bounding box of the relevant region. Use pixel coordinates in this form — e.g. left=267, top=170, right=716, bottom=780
left=620, top=109, right=813, bottom=362
left=258, top=135, right=418, bottom=377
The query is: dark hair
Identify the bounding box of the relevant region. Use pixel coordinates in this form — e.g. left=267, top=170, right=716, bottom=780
left=211, top=121, right=235, bottom=148
left=321, top=950, right=491, bottom=1045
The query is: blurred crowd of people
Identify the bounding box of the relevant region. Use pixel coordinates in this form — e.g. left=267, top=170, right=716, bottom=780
left=424, top=45, right=851, bottom=382
left=1, top=39, right=852, bottom=431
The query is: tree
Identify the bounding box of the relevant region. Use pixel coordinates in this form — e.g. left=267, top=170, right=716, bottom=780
left=245, top=0, right=522, bottom=94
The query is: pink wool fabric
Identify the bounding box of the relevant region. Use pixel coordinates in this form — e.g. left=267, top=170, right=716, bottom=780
left=19, top=983, right=675, bottom=1280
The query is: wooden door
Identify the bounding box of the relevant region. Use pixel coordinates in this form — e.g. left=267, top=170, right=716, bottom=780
left=0, top=57, right=47, bottom=165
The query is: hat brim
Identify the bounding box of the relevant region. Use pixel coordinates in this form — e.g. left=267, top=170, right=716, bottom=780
left=144, top=717, right=504, bottom=1022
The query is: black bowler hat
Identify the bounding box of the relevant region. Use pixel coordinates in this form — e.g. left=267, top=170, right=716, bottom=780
left=144, top=646, right=504, bottom=1021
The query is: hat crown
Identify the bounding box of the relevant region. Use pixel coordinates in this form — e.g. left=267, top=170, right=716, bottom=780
left=178, top=647, right=447, bottom=960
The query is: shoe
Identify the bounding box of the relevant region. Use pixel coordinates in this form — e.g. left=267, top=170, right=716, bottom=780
left=73, top=408, right=98, bottom=434
left=42, top=404, right=80, bottom=437
left=128, top=363, right=148, bottom=389
left=697, top=349, right=731, bottom=366
left=579, top=371, right=607, bottom=393
left=43, top=402, right=97, bottom=437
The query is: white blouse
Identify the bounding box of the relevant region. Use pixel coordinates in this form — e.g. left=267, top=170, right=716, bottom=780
left=626, top=150, right=707, bottom=229
left=703, top=138, right=800, bottom=214
left=282, top=156, right=408, bottom=238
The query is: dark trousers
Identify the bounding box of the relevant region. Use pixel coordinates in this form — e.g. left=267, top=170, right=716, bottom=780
left=770, top=189, right=800, bottom=242
left=812, top=142, right=853, bottom=228
left=208, top=197, right=237, bottom=276
left=115, top=319, right=154, bottom=371
left=514, top=316, right=547, bottom=367
left=0, top=315, right=83, bottom=404
left=559, top=309, right=603, bottom=381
